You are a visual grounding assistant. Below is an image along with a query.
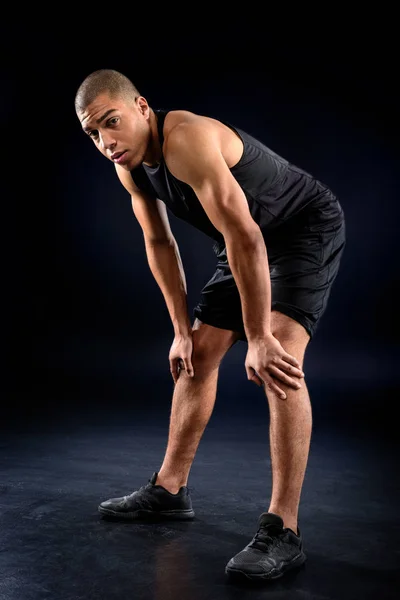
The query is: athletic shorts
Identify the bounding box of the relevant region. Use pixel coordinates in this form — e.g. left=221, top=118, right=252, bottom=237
left=193, top=200, right=346, bottom=341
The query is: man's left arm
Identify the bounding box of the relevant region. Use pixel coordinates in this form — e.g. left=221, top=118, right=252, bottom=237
left=164, top=120, right=304, bottom=397
left=164, top=120, right=272, bottom=342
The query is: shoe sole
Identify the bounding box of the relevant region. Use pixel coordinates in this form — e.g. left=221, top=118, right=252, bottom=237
left=98, top=506, right=195, bottom=521
left=225, top=552, right=306, bottom=582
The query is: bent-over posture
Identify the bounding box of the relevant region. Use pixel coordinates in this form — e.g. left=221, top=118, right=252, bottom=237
left=75, top=69, right=346, bottom=583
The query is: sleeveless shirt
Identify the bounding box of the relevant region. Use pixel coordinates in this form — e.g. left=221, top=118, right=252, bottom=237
left=130, top=109, right=344, bottom=252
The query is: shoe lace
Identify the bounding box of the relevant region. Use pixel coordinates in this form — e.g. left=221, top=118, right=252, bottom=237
left=249, top=525, right=282, bottom=551
left=124, top=484, right=153, bottom=510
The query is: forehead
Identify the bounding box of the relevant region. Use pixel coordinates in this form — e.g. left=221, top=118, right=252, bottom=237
left=79, top=92, right=128, bottom=129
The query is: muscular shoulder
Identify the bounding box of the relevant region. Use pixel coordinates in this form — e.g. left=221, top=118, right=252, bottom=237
left=163, top=110, right=242, bottom=169
left=163, top=109, right=211, bottom=130
left=163, top=110, right=218, bottom=144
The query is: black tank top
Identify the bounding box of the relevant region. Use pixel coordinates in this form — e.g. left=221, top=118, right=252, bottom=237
left=130, top=109, right=344, bottom=250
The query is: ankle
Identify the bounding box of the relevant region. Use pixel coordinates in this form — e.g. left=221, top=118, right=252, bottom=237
left=156, top=472, right=187, bottom=494
left=268, top=508, right=298, bottom=535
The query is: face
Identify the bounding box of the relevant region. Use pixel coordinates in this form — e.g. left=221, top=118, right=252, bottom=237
left=78, top=92, right=151, bottom=170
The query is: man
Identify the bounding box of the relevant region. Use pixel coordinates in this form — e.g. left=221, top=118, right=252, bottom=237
left=75, top=69, right=346, bottom=582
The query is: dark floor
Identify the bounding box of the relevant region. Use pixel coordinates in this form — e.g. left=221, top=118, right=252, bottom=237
left=1, top=375, right=399, bottom=600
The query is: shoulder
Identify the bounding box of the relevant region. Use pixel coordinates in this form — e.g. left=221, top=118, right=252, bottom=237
left=163, top=112, right=224, bottom=183
left=161, top=111, right=241, bottom=187
left=161, top=110, right=244, bottom=177
left=163, top=110, right=222, bottom=153
left=163, top=109, right=215, bottom=132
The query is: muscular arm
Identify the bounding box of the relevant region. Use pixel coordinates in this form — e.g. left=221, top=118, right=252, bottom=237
left=164, top=120, right=272, bottom=341
left=115, top=165, right=192, bottom=336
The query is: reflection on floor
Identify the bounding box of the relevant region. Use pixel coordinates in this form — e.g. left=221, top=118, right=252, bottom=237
left=1, top=380, right=399, bottom=600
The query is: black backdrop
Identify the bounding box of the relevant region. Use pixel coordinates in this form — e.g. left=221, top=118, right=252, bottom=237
left=3, top=20, right=398, bottom=430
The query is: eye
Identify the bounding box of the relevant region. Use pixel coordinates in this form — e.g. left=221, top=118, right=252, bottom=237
left=107, top=116, right=120, bottom=126
left=88, top=130, right=98, bottom=139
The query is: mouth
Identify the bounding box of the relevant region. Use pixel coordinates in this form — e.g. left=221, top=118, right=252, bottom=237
left=111, top=151, right=128, bottom=164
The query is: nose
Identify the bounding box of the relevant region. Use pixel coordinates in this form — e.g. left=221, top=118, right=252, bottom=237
left=100, top=130, right=116, bottom=152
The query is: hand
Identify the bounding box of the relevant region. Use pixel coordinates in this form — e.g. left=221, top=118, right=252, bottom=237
left=169, top=333, right=195, bottom=384
left=245, top=334, right=305, bottom=399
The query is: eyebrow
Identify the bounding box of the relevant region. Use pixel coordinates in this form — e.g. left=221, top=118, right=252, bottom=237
left=83, top=108, right=117, bottom=132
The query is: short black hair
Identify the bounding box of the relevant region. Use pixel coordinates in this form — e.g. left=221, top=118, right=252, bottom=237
left=74, top=69, right=141, bottom=114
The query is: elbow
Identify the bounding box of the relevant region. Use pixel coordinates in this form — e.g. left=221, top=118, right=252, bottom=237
left=223, top=225, right=264, bottom=249
left=144, top=235, right=176, bottom=247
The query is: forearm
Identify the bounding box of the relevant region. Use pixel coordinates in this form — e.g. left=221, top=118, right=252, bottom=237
left=225, top=231, right=272, bottom=341
left=145, top=239, right=192, bottom=336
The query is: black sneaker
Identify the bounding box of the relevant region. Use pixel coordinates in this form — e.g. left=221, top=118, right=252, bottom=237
left=98, top=472, right=195, bottom=521
left=225, top=512, right=306, bottom=582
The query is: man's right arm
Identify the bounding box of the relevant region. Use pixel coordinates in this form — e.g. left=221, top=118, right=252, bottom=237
left=115, top=165, right=192, bottom=337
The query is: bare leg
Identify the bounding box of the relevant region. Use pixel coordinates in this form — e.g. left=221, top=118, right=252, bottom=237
left=157, top=321, right=239, bottom=494
left=262, top=310, right=312, bottom=535
left=267, top=377, right=312, bottom=535
left=157, top=367, right=220, bottom=493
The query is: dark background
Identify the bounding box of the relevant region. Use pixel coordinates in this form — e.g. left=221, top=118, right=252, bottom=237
left=1, top=18, right=399, bottom=600
left=3, top=21, right=398, bottom=433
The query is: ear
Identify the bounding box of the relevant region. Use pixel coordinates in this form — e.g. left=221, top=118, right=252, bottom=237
left=137, top=96, right=149, bottom=117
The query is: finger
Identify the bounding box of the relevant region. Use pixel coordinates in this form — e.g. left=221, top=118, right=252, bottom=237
left=265, top=377, right=287, bottom=400
left=278, top=359, right=304, bottom=378
left=252, top=373, right=264, bottom=387
left=268, top=365, right=302, bottom=390
left=246, top=367, right=263, bottom=387
left=282, top=353, right=303, bottom=371
left=171, top=362, right=179, bottom=384
left=183, top=360, right=194, bottom=377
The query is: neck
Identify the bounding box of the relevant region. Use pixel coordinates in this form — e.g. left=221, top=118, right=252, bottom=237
left=142, top=108, right=162, bottom=167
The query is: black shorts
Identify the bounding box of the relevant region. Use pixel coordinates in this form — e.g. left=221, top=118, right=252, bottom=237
left=193, top=205, right=346, bottom=342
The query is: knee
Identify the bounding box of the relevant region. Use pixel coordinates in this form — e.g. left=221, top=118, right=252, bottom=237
left=190, top=322, right=238, bottom=374
left=190, top=336, right=222, bottom=373
left=272, top=335, right=308, bottom=370
left=271, top=317, right=310, bottom=368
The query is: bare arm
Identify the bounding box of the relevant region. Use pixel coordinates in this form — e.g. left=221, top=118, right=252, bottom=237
left=115, top=165, right=192, bottom=336
left=162, top=120, right=304, bottom=394
left=145, top=240, right=192, bottom=336
left=164, top=120, right=272, bottom=341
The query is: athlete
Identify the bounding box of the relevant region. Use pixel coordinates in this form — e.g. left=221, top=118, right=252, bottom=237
left=75, top=69, right=346, bottom=583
